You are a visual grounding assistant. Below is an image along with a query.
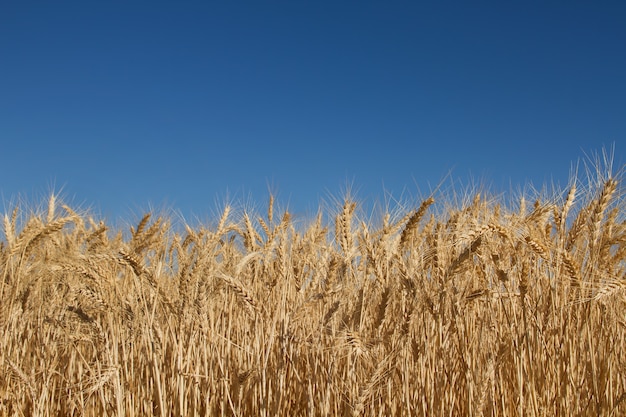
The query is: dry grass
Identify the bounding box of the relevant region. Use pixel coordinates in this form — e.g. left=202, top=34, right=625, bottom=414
left=1, top=160, right=625, bottom=416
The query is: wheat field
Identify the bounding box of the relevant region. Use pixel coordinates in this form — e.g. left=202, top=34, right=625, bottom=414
left=1, top=162, right=625, bottom=416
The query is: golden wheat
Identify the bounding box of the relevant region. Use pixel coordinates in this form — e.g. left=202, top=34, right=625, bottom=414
left=0, top=157, right=624, bottom=416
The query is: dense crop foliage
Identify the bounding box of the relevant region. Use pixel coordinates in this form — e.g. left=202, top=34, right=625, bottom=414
left=1, top=163, right=625, bottom=416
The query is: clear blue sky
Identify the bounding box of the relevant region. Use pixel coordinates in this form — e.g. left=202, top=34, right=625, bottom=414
left=2, top=1, right=625, bottom=222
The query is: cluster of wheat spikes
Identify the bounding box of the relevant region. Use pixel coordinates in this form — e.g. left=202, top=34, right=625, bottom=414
left=1, top=166, right=625, bottom=416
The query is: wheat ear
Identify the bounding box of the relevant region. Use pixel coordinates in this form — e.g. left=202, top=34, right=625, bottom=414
left=399, top=197, right=434, bottom=249
left=590, top=178, right=617, bottom=245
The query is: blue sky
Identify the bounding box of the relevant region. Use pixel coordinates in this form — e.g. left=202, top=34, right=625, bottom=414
left=2, top=1, right=625, bottom=223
